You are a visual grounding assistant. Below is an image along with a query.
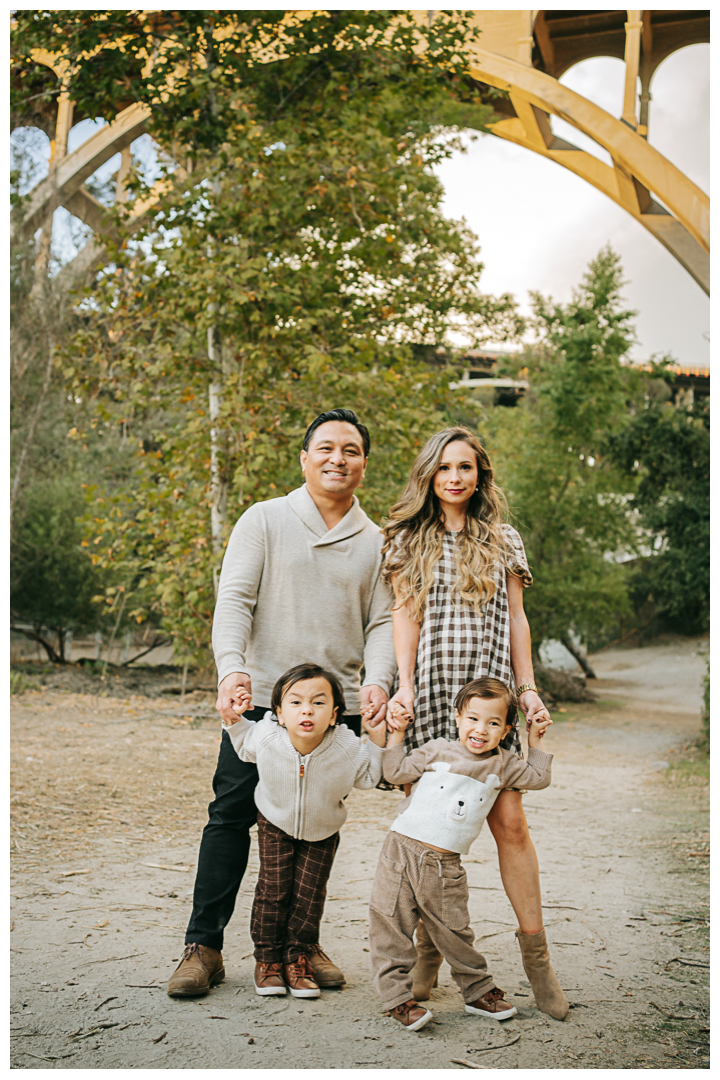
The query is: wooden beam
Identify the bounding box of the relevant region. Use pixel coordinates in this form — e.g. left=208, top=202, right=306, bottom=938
left=622, top=11, right=643, bottom=128
left=532, top=11, right=555, bottom=75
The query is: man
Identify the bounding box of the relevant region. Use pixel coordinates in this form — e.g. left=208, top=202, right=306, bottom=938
left=168, top=408, right=395, bottom=996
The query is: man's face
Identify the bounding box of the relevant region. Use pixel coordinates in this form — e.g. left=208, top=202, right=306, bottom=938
left=300, top=421, right=367, bottom=500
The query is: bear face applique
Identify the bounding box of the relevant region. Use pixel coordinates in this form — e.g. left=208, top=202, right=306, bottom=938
left=390, top=762, right=502, bottom=854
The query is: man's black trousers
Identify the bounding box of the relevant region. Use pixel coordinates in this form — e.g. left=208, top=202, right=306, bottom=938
left=185, top=707, right=362, bottom=950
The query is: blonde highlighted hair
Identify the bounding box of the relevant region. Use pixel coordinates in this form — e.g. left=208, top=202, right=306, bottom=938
left=381, top=427, right=508, bottom=620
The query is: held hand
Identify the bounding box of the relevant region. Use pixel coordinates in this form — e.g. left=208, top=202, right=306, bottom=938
left=518, top=689, right=550, bottom=732
left=362, top=716, right=387, bottom=747
left=360, top=684, right=388, bottom=727
left=386, top=685, right=414, bottom=730
left=216, top=671, right=252, bottom=725
left=527, top=714, right=553, bottom=748
left=386, top=705, right=413, bottom=734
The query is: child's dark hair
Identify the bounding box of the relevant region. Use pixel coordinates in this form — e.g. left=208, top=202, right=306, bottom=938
left=454, top=676, right=517, bottom=732
left=270, top=663, right=346, bottom=723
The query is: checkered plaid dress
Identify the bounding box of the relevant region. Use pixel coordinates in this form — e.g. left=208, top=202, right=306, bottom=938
left=403, top=524, right=532, bottom=755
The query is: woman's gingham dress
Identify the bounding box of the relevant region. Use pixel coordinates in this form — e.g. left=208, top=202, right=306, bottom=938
left=404, top=524, right=532, bottom=755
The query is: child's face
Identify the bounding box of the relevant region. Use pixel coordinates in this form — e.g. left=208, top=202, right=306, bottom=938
left=455, top=695, right=511, bottom=755
left=277, top=677, right=338, bottom=753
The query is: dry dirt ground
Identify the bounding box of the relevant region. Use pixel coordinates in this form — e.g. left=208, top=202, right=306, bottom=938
left=10, top=636, right=709, bottom=1071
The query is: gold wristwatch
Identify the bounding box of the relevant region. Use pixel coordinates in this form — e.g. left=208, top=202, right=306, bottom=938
left=515, top=682, right=538, bottom=696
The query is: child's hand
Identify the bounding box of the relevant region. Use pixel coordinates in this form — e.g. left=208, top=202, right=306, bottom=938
left=363, top=717, right=386, bottom=747
left=527, top=714, right=552, bottom=748
left=225, top=687, right=252, bottom=723
left=387, top=703, right=413, bottom=733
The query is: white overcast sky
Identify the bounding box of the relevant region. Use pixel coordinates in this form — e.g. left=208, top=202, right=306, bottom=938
left=435, top=44, right=710, bottom=368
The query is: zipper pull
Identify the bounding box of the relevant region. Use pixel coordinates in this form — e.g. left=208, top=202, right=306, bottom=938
left=299, top=761, right=305, bottom=778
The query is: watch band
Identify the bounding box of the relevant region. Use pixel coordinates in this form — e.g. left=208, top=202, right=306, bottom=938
left=516, top=682, right=538, bottom=696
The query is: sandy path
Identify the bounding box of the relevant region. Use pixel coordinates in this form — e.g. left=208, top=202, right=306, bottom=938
left=10, top=636, right=709, bottom=1070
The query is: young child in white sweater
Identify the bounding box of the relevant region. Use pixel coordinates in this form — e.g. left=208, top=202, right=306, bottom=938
left=223, top=662, right=385, bottom=999
left=369, top=676, right=552, bottom=1031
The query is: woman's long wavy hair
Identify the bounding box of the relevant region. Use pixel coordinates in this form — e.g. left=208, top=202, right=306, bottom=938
left=381, top=427, right=509, bottom=620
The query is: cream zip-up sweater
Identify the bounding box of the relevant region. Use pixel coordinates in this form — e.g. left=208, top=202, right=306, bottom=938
left=223, top=715, right=383, bottom=841
left=382, top=739, right=552, bottom=854
left=212, top=485, right=396, bottom=712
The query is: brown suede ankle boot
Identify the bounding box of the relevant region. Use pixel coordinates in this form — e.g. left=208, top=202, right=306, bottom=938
left=412, top=919, right=443, bottom=1002
left=516, top=929, right=569, bottom=1020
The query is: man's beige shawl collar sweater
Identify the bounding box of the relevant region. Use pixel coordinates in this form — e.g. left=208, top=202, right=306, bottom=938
left=212, top=485, right=395, bottom=712
left=223, top=714, right=383, bottom=840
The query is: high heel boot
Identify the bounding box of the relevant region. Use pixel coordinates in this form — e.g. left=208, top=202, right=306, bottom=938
left=516, top=928, right=569, bottom=1020
left=412, top=919, right=443, bottom=1001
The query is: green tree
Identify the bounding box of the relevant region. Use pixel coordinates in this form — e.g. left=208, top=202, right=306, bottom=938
left=607, top=394, right=709, bottom=633
left=33, top=11, right=522, bottom=659
left=11, top=477, right=104, bottom=662
left=488, top=247, right=641, bottom=663
left=11, top=128, right=148, bottom=660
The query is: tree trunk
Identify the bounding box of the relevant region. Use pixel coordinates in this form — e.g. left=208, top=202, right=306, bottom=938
left=560, top=634, right=597, bottom=679
left=11, top=624, right=64, bottom=664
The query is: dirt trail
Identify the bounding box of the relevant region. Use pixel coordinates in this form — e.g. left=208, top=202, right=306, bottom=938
left=10, top=636, right=709, bottom=1070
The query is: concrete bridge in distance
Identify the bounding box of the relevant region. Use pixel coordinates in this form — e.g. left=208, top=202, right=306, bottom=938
left=15, top=9, right=709, bottom=294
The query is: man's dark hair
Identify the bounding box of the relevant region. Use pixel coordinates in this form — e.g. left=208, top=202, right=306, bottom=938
left=302, top=409, right=370, bottom=458
left=270, top=662, right=347, bottom=724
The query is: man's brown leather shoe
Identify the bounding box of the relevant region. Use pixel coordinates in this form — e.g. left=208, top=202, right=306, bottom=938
left=254, top=961, right=287, bottom=996
left=167, top=943, right=225, bottom=997
left=283, top=955, right=320, bottom=998
left=389, top=999, right=433, bottom=1031
left=307, top=945, right=346, bottom=988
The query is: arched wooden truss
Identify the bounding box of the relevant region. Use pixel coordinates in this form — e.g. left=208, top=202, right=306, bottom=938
left=15, top=10, right=709, bottom=294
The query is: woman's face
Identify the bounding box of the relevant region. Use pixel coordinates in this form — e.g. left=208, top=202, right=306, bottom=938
left=432, top=440, right=479, bottom=515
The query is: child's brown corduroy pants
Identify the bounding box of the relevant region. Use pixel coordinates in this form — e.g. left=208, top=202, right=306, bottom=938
left=369, top=831, right=495, bottom=1011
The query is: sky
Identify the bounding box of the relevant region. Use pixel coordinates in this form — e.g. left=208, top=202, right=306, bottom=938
left=14, top=38, right=709, bottom=368
left=435, top=44, right=710, bottom=368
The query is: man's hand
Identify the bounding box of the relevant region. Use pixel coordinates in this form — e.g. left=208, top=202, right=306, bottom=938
left=216, top=672, right=252, bottom=725
left=360, top=684, right=388, bottom=727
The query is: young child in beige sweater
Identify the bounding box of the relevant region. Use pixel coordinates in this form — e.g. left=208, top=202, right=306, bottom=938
left=369, top=676, right=552, bottom=1031
left=223, top=662, right=385, bottom=1000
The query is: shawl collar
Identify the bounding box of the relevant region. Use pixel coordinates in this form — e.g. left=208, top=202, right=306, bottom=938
left=286, top=484, right=370, bottom=547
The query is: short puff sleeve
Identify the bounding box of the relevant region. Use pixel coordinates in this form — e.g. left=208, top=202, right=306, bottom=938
left=502, top=524, right=532, bottom=588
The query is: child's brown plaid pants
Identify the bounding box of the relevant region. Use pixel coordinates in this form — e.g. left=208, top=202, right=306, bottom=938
left=252, top=811, right=339, bottom=964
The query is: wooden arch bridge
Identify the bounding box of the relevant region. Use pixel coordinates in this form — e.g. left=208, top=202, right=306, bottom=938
left=15, top=9, right=710, bottom=294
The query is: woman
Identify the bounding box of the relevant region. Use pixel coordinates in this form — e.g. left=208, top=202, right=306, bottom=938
left=381, top=426, right=568, bottom=1021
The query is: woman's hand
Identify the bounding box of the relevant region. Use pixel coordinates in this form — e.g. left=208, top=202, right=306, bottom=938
left=517, top=689, right=551, bottom=732
left=387, top=685, right=415, bottom=731
left=527, top=713, right=553, bottom=749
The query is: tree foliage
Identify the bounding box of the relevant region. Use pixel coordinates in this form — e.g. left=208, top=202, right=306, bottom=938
left=608, top=394, right=709, bottom=633
left=41, top=10, right=522, bottom=659
left=488, top=247, right=642, bottom=653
